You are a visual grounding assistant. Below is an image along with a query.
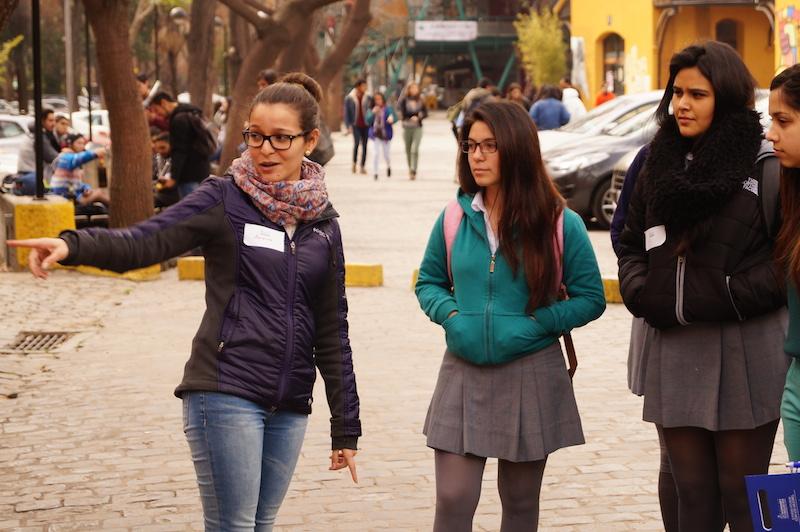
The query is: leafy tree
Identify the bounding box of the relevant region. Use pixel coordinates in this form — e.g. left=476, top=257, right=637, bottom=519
left=0, top=35, right=23, bottom=86
left=514, top=7, right=566, bottom=87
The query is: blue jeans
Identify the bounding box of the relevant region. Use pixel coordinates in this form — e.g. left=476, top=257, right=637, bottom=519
left=182, top=392, right=309, bottom=532
left=177, top=181, right=200, bottom=199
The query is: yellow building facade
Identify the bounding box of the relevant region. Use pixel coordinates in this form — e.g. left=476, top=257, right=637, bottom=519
left=571, top=0, right=777, bottom=106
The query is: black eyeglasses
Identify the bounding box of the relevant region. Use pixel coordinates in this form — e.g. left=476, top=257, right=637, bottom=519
left=242, top=130, right=309, bottom=151
left=460, top=139, right=498, bottom=154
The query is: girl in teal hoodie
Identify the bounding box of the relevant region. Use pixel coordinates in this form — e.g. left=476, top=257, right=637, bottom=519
left=415, top=100, right=605, bottom=531
left=768, top=64, right=800, bottom=460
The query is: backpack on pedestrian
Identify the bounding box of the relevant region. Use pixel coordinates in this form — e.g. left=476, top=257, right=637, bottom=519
left=184, top=109, right=218, bottom=157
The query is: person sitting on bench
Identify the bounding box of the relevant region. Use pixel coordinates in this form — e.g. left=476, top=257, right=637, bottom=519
left=49, top=133, right=110, bottom=206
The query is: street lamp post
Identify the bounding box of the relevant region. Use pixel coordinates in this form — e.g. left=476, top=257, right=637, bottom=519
left=32, top=0, right=44, bottom=199
left=84, top=5, right=92, bottom=142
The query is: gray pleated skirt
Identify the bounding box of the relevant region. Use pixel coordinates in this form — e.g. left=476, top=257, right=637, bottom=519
left=423, top=341, right=585, bottom=463
left=627, top=317, right=648, bottom=396
left=641, top=308, right=791, bottom=431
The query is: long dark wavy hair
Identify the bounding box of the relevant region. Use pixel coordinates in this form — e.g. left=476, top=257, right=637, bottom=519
left=771, top=64, right=800, bottom=288
left=655, top=41, right=756, bottom=128
left=458, top=100, right=565, bottom=310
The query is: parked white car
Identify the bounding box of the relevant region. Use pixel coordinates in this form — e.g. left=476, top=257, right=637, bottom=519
left=0, top=114, right=34, bottom=178
left=70, top=109, right=111, bottom=146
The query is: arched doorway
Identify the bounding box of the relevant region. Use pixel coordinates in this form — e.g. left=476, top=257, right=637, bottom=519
left=602, top=33, right=625, bottom=95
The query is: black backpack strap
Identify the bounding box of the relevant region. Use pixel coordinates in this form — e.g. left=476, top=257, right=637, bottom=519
left=759, top=154, right=781, bottom=239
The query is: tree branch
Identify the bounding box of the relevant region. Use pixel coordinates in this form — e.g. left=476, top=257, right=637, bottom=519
left=317, top=0, right=371, bottom=87
left=242, top=0, right=274, bottom=15
left=292, top=0, right=342, bottom=12
left=218, top=0, right=270, bottom=31
left=221, top=0, right=285, bottom=38
left=129, top=0, right=156, bottom=49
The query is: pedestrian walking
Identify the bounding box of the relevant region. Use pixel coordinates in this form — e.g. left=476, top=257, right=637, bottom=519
left=561, top=87, right=586, bottom=124
left=344, top=78, right=371, bottom=175
left=767, top=64, right=800, bottom=461
left=397, top=81, right=427, bottom=180
left=504, top=82, right=531, bottom=111
left=9, top=72, right=361, bottom=532
left=415, top=100, right=605, bottom=532
left=528, top=85, right=570, bottom=130
left=366, top=92, right=396, bottom=181
left=616, top=41, right=789, bottom=532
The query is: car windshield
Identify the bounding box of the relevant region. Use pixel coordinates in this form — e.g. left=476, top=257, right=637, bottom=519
left=605, top=105, right=658, bottom=137
left=558, top=97, right=626, bottom=133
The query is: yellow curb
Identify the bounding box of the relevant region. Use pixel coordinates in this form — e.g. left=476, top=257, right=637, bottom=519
left=345, top=263, right=383, bottom=287
left=177, top=256, right=205, bottom=280
left=73, top=264, right=161, bottom=282
left=176, top=257, right=384, bottom=287
left=603, top=277, right=622, bottom=304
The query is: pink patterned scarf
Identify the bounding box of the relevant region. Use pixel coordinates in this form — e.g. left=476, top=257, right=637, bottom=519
left=229, top=150, right=329, bottom=226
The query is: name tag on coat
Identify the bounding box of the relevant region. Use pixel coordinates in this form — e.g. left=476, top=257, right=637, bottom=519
left=645, top=225, right=667, bottom=251
left=243, top=223, right=284, bottom=252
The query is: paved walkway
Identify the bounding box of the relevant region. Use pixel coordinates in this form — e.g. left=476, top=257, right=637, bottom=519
left=0, top=113, right=788, bottom=531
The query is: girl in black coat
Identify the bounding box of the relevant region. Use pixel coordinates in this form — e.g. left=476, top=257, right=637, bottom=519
left=617, top=42, right=789, bottom=531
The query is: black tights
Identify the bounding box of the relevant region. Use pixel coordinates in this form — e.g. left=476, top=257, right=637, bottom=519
left=433, top=450, right=547, bottom=532
left=660, top=420, right=778, bottom=532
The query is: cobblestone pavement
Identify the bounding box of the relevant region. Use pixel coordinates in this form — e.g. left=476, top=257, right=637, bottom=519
left=0, top=113, right=788, bottom=531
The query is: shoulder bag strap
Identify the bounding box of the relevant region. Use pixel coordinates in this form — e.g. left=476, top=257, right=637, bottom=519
left=443, top=199, right=464, bottom=286
left=556, top=211, right=578, bottom=379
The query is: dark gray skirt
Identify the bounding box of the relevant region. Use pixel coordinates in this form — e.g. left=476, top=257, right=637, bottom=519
left=642, top=308, right=791, bottom=431
left=423, top=342, right=585, bottom=462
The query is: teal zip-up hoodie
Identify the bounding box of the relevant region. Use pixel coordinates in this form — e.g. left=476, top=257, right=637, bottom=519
left=415, top=192, right=606, bottom=365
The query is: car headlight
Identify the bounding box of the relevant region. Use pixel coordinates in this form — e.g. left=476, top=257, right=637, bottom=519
left=547, top=152, right=610, bottom=175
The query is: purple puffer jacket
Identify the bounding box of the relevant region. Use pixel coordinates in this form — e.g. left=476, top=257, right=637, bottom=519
left=58, top=176, right=361, bottom=449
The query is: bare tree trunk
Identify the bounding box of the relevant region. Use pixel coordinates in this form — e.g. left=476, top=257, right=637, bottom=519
left=128, top=0, right=155, bottom=49
left=82, top=0, right=153, bottom=228
left=217, top=0, right=372, bottom=169
left=316, top=0, right=371, bottom=89
left=277, top=20, right=313, bottom=73
left=0, top=0, right=19, bottom=32
left=187, top=0, right=217, bottom=118
left=325, top=74, right=343, bottom=131
left=219, top=36, right=286, bottom=169
left=315, top=0, right=370, bottom=131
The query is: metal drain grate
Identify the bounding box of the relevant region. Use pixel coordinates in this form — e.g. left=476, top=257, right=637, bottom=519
left=3, top=332, right=75, bottom=353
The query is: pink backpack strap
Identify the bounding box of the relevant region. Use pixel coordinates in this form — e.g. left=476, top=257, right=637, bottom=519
left=554, top=210, right=565, bottom=293
left=443, top=199, right=464, bottom=284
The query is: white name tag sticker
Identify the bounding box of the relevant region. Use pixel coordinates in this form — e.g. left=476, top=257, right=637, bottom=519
left=644, top=225, right=667, bottom=251
left=243, top=223, right=285, bottom=252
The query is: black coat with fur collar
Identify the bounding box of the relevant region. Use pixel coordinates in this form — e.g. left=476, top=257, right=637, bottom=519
left=617, top=110, right=785, bottom=329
